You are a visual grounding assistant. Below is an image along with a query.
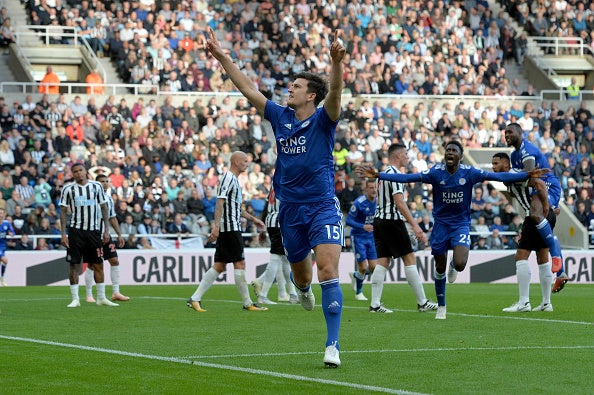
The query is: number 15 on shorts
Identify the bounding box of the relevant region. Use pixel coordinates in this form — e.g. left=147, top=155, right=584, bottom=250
left=325, top=225, right=343, bottom=241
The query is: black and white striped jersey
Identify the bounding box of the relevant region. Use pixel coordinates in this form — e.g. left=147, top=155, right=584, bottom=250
left=375, top=165, right=405, bottom=221
left=216, top=171, right=243, bottom=232
left=265, top=188, right=280, bottom=228
left=508, top=181, right=532, bottom=213
left=59, top=180, right=107, bottom=231
left=99, top=192, right=116, bottom=234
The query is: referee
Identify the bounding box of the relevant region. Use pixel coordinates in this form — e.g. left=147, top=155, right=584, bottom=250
left=187, top=151, right=267, bottom=312
left=60, top=163, right=115, bottom=307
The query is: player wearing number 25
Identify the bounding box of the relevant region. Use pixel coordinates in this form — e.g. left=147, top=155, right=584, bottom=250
left=357, top=139, right=548, bottom=320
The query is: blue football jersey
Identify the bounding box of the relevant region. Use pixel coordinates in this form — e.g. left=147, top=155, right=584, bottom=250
left=0, top=220, right=15, bottom=250
left=421, top=164, right=489, bottom=226
left=264, top=100, right=338, bottom=204
left=379, top=164, right=531, bottom=226
left=346, top=195, right=376, bottom=238
left=510, top=139, right=559, bottom=187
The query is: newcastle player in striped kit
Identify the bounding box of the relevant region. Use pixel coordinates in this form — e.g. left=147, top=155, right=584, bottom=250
left=187, top=151, right=267, bottom=312
left=60, top=163, right=115, bottom=307
left=251, top=186, right=298, bottom=305
left=84, top=173, right=128, bottom=303
left=368, top=144, right=437, bottom=313
left=492, top=153, right=557, bottom=312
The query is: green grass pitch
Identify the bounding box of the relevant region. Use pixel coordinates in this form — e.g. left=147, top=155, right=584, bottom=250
left=1, top=283, right=592, bottom=394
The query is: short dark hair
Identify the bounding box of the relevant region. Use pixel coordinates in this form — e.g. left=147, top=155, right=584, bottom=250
left=293, top=72, right=328, bottom=106
left=504, top=122, right=523, bottom=135
left=388, top=143, right=407, bottom=156
left=96, top=174, right=108, bottom=182
left=492, top=152, right=510, bottom=162
left=444, top=139, right=464, bottom=156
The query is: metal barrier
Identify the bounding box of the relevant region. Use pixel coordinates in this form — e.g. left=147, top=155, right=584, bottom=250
left=527, top=36, right=587, bottom=57
left=3, top=25, right=588, bottom=102
left=0, top=81, right=159, bottom=95
left=13, top=25, right=107, bottom=82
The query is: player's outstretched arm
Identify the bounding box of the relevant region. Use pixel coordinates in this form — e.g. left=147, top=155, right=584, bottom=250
left=204, top=27, right=267, bottom=114
left=324, top=30, right=346, bottom=122
left=355, top=163, right=424, bottom=183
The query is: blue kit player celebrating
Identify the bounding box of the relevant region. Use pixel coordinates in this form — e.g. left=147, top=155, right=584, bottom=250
left=346, top=179, right=378, bottom=301
left=357, top=139, right=548, bottom=319
left=492, top=152, right=557, bottom=312
left=504, top=122, right=568, bottom=292
left=204, top=27, right=346, bottom=367
left=0, top=208, right=15, bottom=286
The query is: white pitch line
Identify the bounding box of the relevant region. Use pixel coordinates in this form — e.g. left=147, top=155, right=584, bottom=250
left=4, top=295, right=593, bottom=326
left=138, top=296, right=594, bottom=326
left=0, top=335, right=430, bottom=395
left=182, top=345, right=594, bottom=359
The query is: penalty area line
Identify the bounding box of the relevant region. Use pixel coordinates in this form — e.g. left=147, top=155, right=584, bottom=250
left=183, top=344, right=594, bottom=359
left=0, top=334, right=430, bottom=395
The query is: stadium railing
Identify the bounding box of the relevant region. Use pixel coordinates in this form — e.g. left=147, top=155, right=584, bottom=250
left=13, top=25, right=106, bottom=83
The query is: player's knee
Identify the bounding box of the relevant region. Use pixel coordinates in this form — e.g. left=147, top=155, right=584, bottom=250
left=452, top=260, right=467, bottom=271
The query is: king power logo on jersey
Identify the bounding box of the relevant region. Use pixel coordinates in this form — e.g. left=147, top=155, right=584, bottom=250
left=278, top=135, right=307, bottom=154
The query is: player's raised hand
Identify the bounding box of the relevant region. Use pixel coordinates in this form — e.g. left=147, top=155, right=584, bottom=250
left=329, top=30, right=346, bottom=63
left=355, top=163, right=379, bottom=179
left=204, top=27, right=224, bottom=59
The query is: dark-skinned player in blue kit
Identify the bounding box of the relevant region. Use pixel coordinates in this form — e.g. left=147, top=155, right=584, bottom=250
left=357, top=139, right=549, bottom=319
left=504, top=122, right=568, bottom=293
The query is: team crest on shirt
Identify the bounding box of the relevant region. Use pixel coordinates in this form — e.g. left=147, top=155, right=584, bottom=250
left=459, top=178, right=466, bottom=185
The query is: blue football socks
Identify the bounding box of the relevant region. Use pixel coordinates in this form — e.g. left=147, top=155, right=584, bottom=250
left=290, top=272, right=310, bottom=293
left=536, top=219, right=561, bottom=258
left=353, top=271, right=365, bottom=293
left=320, top=278, right=342, bottom=349
left=435, top=271, right=446, bottom=306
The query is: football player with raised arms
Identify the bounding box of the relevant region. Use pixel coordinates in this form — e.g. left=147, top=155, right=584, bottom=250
left=357, top=139, right=548, bottom=319
left=203, top=27, right=346, bottom=367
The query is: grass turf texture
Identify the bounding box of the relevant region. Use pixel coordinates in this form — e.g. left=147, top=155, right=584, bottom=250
left=1, top=283, right=592, bottom=394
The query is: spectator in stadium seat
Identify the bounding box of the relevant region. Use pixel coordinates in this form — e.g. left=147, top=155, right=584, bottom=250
left=38, top=67, right=60, bottom=95
left=167, top=213, right=190, bottom=236
left=332, top=141, right=348, bottom=171
left=85, top=69, right=104, bottom=95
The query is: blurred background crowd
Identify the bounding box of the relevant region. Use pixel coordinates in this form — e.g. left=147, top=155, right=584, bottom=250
left=0, top=0, right=593, bottom=251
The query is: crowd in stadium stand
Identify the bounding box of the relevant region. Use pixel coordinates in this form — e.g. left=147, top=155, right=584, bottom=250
left=0, top=0, right=593, bottom=250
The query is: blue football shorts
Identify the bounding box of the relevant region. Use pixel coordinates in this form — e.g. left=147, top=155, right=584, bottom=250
left=430, top=222, right=471, bottom=256
left=279, top=197, right=344, bottom=263
left=351, top=233, right=377, bottom=263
